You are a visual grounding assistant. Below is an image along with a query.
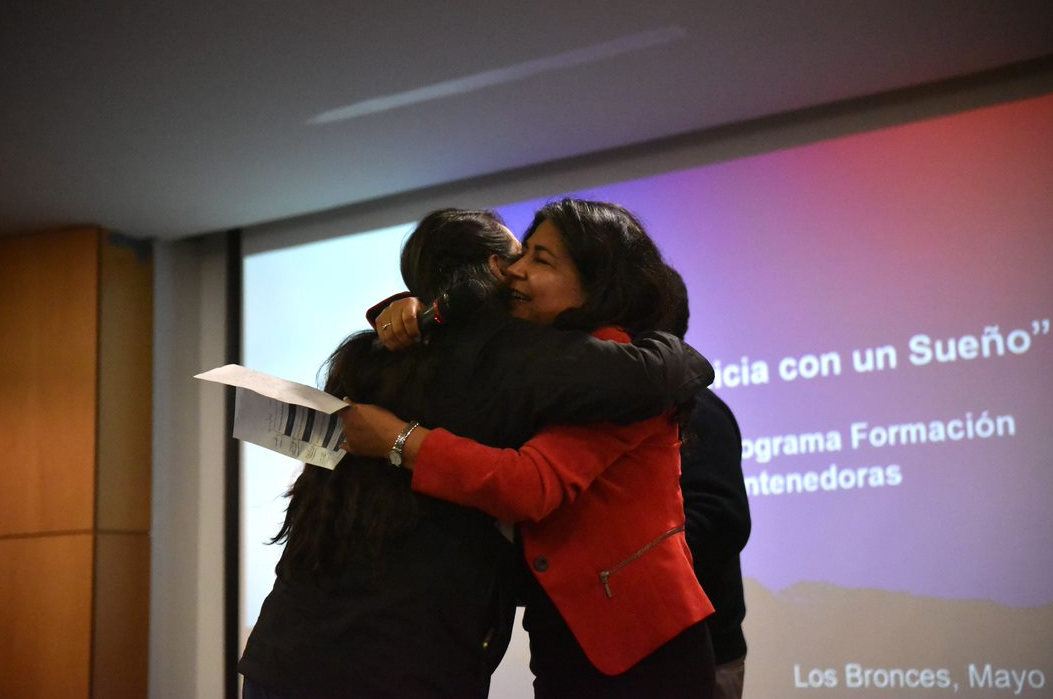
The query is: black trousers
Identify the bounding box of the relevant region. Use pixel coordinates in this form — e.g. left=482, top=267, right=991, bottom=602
left=242, top=676, right=286, bottom=699
left=526, top=606, right=716, bottom=699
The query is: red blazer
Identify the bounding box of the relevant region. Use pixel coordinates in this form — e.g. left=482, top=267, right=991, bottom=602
left=412, top=328, right=714, bottom=675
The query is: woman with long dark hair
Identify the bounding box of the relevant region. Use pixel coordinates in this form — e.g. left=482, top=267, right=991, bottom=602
left=342, top=199, right=717, bottom=698
left=238, top=207, right=712, bottom=699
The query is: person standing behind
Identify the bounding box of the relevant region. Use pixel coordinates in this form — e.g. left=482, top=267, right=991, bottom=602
left=681, top=389, right=749, bottom=699
left=668, top=268, right=751, bottom=699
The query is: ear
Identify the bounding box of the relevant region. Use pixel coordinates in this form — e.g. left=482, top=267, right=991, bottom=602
left=488, top=254, right=509, bottom=283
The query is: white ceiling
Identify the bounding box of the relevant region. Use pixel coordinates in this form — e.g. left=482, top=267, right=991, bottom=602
left=2, top=1, right=1051, bottom=241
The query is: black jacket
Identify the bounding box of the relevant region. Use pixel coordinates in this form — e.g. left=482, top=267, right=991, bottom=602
left=680, top=388, right=751, bottom=664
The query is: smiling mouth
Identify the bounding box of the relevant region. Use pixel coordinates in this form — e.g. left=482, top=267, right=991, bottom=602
left=509, top=289, right=530, bottom=302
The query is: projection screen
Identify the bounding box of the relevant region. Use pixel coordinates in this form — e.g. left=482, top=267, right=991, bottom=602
left=241, top=92, right=1053, bottom=698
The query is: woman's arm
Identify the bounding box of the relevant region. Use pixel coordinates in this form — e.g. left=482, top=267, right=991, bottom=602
left=340, top=401, right=653, bottom=523
left=486, top=323, right=710, bottom=425
left=368, top=297, right=714, bottom=423
left=414, top=423, right=651, bottom=523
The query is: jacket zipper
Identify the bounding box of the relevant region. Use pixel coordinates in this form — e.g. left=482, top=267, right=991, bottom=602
left=598, top=525, right=684, bottom=599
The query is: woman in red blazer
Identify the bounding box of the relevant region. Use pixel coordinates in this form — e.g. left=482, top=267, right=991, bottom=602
left=344, top=199, right=716, bottom=698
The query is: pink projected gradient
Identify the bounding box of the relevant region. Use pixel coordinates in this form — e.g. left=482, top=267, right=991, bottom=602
left=499, top=94, right=1053, bottom=607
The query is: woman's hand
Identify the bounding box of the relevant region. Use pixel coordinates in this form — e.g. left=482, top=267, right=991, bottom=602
left=340, top=401, right=427, bottom=469
left=376, top=297, right=424, bottom=350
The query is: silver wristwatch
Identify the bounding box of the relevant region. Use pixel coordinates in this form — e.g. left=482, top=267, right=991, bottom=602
left=388, top=421, right=421, bottom=467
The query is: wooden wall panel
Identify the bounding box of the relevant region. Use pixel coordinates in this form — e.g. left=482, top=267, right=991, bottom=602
left=96, top=237, right=154, bottom=532
left=0, top=227, right=153, bottom=698
left=0, top=535, right=93, bottom=699
left=0, top=228, right=99, bottom=536
left=92, top=532, right=151, bottom=698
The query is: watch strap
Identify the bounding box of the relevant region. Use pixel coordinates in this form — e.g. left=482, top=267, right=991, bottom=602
left=388, top=420, right=420, bottom=467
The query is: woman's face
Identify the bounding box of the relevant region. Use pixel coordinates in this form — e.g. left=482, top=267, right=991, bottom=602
left=506, top=220, right=586, bottom=325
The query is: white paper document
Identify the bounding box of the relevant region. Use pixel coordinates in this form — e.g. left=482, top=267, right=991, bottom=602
left=195, top=364, right=347, bottom=469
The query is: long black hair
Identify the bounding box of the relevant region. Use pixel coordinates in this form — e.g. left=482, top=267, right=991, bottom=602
left=526, top=198, right=676, bottom=337
left=272, top=208, right=518, bottom=579
left=400, top=208, right=515, bottom=304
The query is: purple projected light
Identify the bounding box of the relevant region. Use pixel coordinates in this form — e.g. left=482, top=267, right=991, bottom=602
left=498, top=94, right=1053, bottom=607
